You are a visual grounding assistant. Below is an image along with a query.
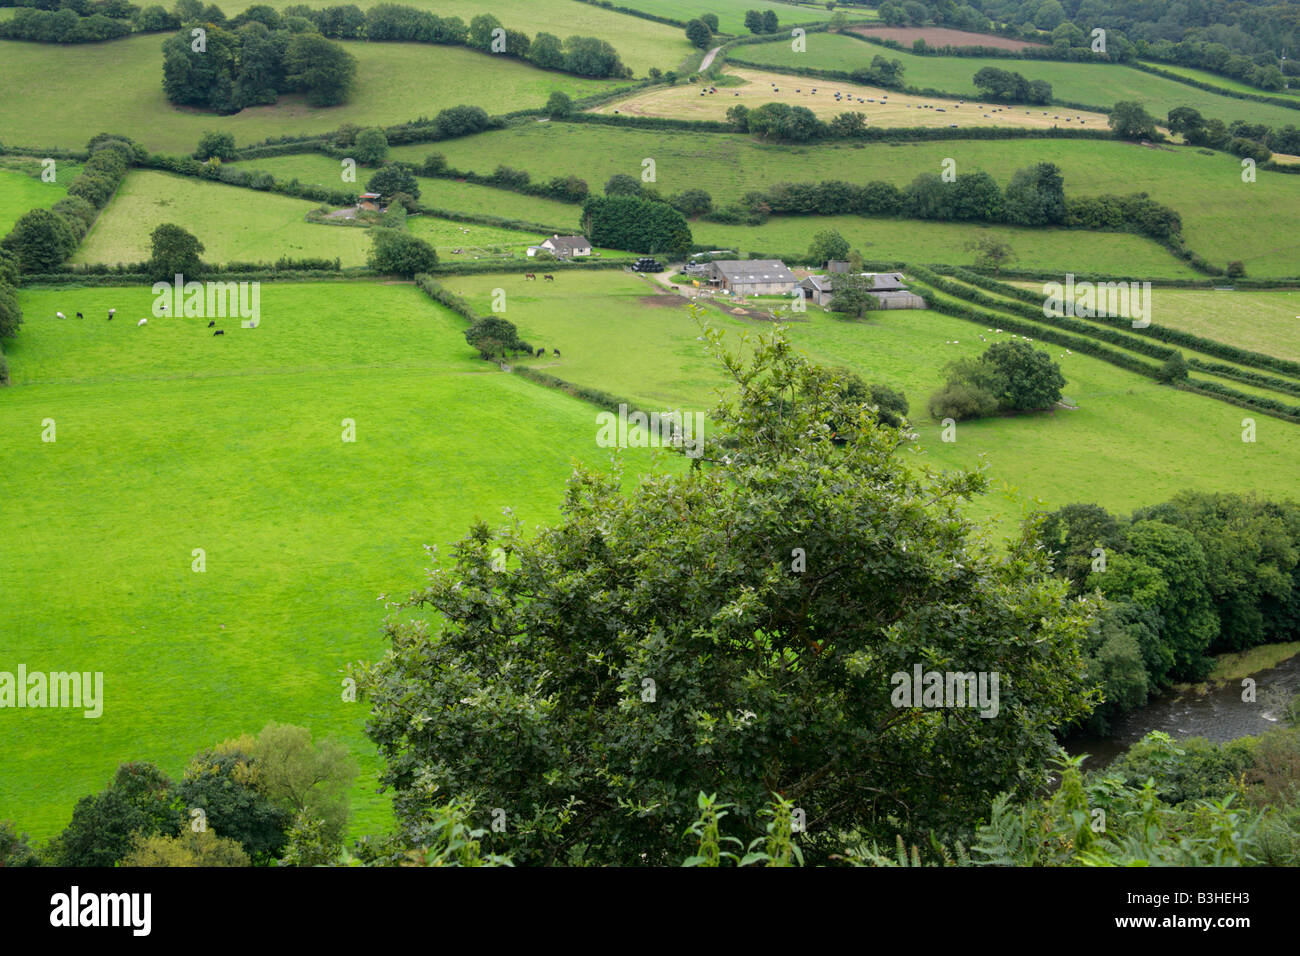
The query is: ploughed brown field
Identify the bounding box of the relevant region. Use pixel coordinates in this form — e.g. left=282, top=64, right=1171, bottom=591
left=850, top=26, right=1045, bottom=51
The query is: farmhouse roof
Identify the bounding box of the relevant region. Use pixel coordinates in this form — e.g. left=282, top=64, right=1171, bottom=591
left=802, top=272, right=909, bottom=292
left=543, top=234, right=591, bottom=253
left=359, top=192, right=382, bottom=200
left=711, top=260, right=798, bottom=283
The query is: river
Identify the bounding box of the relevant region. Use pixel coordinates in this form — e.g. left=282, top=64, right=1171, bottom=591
left=1063, top=654, right=1300, bottom=771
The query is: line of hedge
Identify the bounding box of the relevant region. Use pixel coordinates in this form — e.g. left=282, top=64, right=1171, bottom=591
left=958, top=264, right=1300, bottom=287
left=0, top=146, right=90, bottom=161
left=17, top=270, right=370, bottom=287
left=936, top=265, right=1300, bottom=380
left=1186, top=359, right=1300, bottom=398
left=916, top=267, right=1300, bottom=420
left=1128, top=62, right=1300, bottom=113
left=422, top=258, right=637, bottom=276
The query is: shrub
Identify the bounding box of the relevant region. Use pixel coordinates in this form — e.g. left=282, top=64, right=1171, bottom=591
left=367, top=228, right=438, bottom=276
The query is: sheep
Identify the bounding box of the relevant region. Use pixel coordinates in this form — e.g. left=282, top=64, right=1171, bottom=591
left=137, top=318, right=147, bottom=327
left=56, top=311, right=66, bottom=319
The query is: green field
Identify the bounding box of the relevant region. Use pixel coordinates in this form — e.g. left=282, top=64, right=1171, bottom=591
left=0, top=36, right=631, bottom=154
left=72, top=170, right=374, bottom=268
left=609, top=0, right=874, bottom=34
left=410, top=124, right=1300, bottom=275
left=227, top=152, right=586, bottom=231
left=1008, top=282, right=1300, bottom=363
left=0, top=280, right=678, bottom=840
left=0, top=162, right=79, bottom=236
left=731, top=33, right=1300, bottom=129
left=443, top=270, right=1300, bottom=538
left=695, top=216, right=1195, bottom=275
left=1138, top=62, right=1300, bottom=103
left=214, top=0, right=695, bottom=74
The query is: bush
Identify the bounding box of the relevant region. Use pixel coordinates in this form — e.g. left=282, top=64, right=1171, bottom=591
left=367, top=228, right=438, bottom=276
left=194, top=130, right=238, bottom=161
left=928, top=380, right=999, bottom=421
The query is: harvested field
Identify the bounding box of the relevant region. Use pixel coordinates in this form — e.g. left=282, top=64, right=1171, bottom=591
left=849, top=26, right=1045, bottom=50
left=595, top=68, right=1109, bottom=129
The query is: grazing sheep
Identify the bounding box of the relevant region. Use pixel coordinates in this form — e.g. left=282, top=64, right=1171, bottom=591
left=213, top=329, right=224, bottom=336
left=137, top=318, right=147, bottom=327
left=56, top=311, right=66, bottom=319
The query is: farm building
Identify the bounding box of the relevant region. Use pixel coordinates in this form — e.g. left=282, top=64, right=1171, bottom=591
left=706, top=259, right=799, bottom=296
left=357, top=192, right=385, bottom=212
left=529, top=234, right=593, bottom=258
left=798, top=272, right=926, bottom=310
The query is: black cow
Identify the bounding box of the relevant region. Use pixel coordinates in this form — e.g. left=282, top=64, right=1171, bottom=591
left=552, top=348, right=561, bottom=357
left=535, top=347, right=545, bottom=358
left=75, top=312, right=83, bottom=319
left=208, top=320, right=215, bottom=327
left=213, top=329, right=224, bottom=336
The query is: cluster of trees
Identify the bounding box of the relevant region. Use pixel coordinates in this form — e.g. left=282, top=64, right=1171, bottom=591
left=1142, top=37, right=1291, bottom=92
left=581, top=194, right=693, bottom=255
left=1168, top=107, right=1300, bottom=163
left=850, top=54, right=907, bottom=88
left=928, top=339, right=1066, bottom=421
left=284, top=4, right=631, bottom=78
left=417, top=149, right=591, bottom=204
left=0, top=723, right=356, bottom=867
left=743, top=9, right=780, bottom=35
left=972, top=66, right=1052, bottom=104
left=1042, top=491, right=1300, bottom=732
left=464, top=315, right=532, bottom=360
left=1, top=134, right=140, bottom=277
left=0, top=249, right=20, bottom=369
left=354, top=330, right=1098, bottom=864
left=0, top=5, right=135, bottom=40
left=367, top=227, right=437, bottom=276
left=162, top=15, right=357, bottom=113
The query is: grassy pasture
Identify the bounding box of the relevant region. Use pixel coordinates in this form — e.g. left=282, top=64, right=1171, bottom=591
left=226, top=152, right=585, bottom=231
left=0, top=36, right=629, bottom=154
left=0, top=280, right=678, bottom=840
left=214, top=0, right=694, bottom=74
left=1137, top=62, right=1300, bottom=102
left=419, top=124, right=1300, bottom=275
left=596, top=67, right=1112, bottom=129
left=72, top=170, right=373, bottom=267
left=730, top=33, right=1300, bottom=129
left=442, top=270, right=1300, bottom=538
left=694, top=216, right=1196, bottom=276
left=1008, top=282, right=1300, bottom=363
left=0, top=162, right=79, bottom=236
left=610, top=0, right=875, bottom=34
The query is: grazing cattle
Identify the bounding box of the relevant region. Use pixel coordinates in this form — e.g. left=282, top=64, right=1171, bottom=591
left=553, top=348, right=561, bottom=357
left=137, top=318, right=147, bottom=326
left=208, top=320, right=215, bottom=328
left=213, top=329, right=224, bottom=336
left=535, top=347, right=545, bottom=358
left=543, top=274, right=554, bottom=281
left=525, top=273, right=536, bottom=280
left=108, top=309, right=116, bottom=319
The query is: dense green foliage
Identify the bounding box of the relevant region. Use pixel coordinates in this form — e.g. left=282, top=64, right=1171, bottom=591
left=581, top=194, right=692, bottom=254
left=929, top=339, right=1065, bottom=420
left=356, top=327, right=1095, bottom=864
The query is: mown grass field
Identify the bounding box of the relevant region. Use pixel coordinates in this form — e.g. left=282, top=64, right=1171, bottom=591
left=415, top=124, right=1300, bottom=275
left=215, top=0, right=694, bottom=74
left=1008, top=282, right=1300, bottom=363
left=730, top=33, right=1300, bottom=128
left=0, top=280, right=678, bottom=840
left=0, top=36, right=631, bottom=154
left=72, top=171, right=373, bottom=267
left=0, top=162, right=79, bottom=236
left=443, top=270, right=1300, bottom=539
left=596, top=66, right=1112, bottom=129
